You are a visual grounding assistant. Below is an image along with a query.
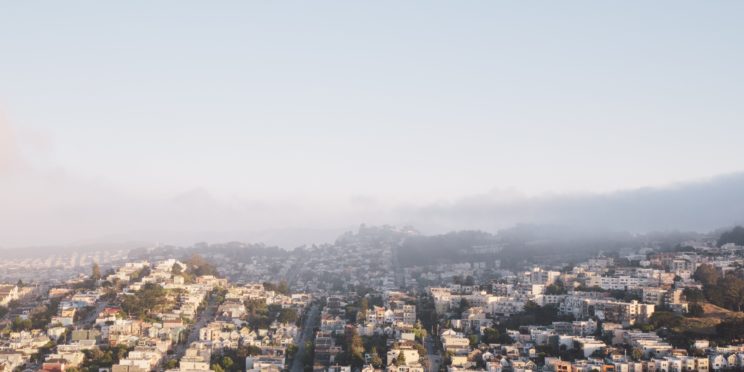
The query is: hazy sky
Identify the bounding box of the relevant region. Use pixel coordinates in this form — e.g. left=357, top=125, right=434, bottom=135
left=1, top=1, right=743, bottom=247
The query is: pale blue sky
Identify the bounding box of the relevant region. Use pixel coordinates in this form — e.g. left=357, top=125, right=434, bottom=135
left=1, top=1, right=743, bottom=204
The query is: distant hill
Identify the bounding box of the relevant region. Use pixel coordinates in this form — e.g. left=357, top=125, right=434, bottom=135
left=718, top=226, right=744, bottom=246
left=394, top=225, right=704, bottom=269
left=397, top=230, right=498, bottom=266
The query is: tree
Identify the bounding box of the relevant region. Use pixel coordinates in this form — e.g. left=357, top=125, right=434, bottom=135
left=722, top=275, right=744, bottom=311
left=396, top=351, right=406, bottom=366
left=186, top=254, right=218, bottom=277
left=683, top=288, right=705, bottom=303
left=277, top=281, right=290, bottom=295
left=286, top=344, right=298, bottom=360
left=469, top=334, right=479, bottom=347
left=120, top=283, right=167, bottom=319
left=358, top=297, right=369, bottom=320
left=482, top=328, right=501, bottom=344
left=350, top=334, right=365, bottom=367
left=716, top=318, right=744, bottom=343
left=648, top=311, right=682, bottom=329
left=464, top=276, right=475, bottom=286
left=412, top=322, right=427, bottom=341
left=244, top=298, right=270, bottom=329
left=687, top=303, right=704, bottom=317
left=456, top=298, right=469, bottom=316
left=278, top=308, right=298, bottom=324
left=694, top=264, right=720, bottom=286
left=521, top=301, right=562, bottom=325
left=28, top=298, right=61, bottom=329
left=545, top=283, right=567, bottom=295
left=302, top=341, right=314, bottom=367
left=370, top=346, right=383, bottom=368
left=211, top=364, right=224, bottom=372
left=12, top=316, right=32, bottom=331
left=237, top=345, right=262, bottom=358
left=590, top=349, right=605, bottom=358
left=165, top=359, right=178, bottom=369
left=91, top=262, right=102, bottom=281
left=221, top=356, right=234, bottom=371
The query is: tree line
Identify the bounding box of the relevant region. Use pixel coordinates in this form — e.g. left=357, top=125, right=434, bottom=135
left=693, top=263, right=744, bottom=312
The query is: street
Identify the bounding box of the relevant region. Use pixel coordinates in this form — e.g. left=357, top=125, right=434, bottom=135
left=290, top=303, right=320, bottom=372
left=173, top=294, right=218, bottom=359
left=82, top=301, right=109, bottom=326
left=425, top=335, right=441, bottom=372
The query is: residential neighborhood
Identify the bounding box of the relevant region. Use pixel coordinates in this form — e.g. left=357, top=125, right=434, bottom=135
left=2, top=3, right=743, bottom=372
left=3, top=226, right=744, bottom=372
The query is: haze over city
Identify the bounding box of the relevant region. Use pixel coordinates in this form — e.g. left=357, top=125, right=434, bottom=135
left=1, top=1, right=744, bottom=248
left=6, top=4, right=744, bottom=372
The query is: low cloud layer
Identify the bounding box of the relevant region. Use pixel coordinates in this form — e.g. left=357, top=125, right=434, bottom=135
left=2, top=117, right=743, bottom=249
left=404, top=173, right=744, bottom=234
